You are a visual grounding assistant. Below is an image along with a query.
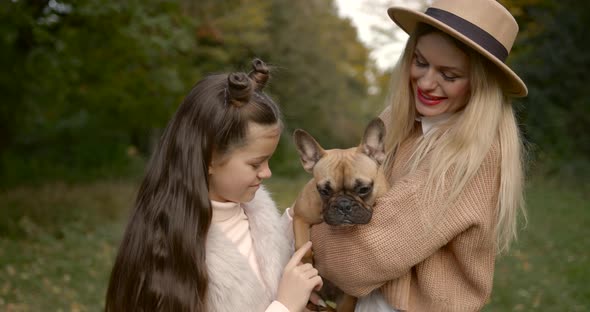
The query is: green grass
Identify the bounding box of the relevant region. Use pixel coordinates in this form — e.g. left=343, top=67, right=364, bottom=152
left=0, top=175, right=587, bottom=311
left=0, top=180, right=137, bottom=312
left=483, top=177, right=590, bottom=312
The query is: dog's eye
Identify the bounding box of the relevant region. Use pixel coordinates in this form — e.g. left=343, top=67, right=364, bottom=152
left=357, top=186, right=372, bottom=196
left=317, top=187, right=332, bottom=197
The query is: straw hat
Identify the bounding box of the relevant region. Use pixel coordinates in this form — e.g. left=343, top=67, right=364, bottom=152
left=388, top=0, right=528, bottom=97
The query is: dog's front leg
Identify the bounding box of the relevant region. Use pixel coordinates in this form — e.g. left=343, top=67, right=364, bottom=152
left=293, top=216, right=314, bottom=264
left=337, top=294, right=357, bottom=312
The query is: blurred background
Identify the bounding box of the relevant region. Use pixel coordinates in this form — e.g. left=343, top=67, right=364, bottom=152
left=0, top=0, right=588, bottom=311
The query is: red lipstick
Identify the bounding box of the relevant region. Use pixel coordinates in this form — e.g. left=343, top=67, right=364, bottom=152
left=417, top=88, right=446, bottom=106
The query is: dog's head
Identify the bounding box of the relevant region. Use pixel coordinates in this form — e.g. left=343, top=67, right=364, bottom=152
left=293, top=118, right=388, bottom=226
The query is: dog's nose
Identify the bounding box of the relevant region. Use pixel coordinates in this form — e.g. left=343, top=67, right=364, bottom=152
left=337, top=198, right=352, bottom=214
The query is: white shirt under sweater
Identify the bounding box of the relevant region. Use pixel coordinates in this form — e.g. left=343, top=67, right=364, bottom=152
left=211, top=200, right=292, bottom=312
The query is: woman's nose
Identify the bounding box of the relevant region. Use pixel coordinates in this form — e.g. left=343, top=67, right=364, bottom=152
left=418, top=69, right=438, bottom=91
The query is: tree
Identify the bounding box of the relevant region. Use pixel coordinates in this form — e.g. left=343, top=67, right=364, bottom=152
left=0, top=0, right=376, bottom=185
left=501, top=0, right=590, bottom=179
left=0, top=0, right=201, bottom=183
left=265, top=0, right=373, bottom=147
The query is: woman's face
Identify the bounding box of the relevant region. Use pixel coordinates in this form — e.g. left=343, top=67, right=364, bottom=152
left=410, top=32, right=471, bottom=117
left=208, top=122, right=280, bottom=203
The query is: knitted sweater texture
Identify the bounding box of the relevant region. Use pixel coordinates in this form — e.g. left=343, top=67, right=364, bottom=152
left=310, top=117, right=500, bottom=311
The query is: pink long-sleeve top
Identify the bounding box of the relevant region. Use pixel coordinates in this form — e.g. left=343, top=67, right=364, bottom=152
left=211, top=200, right=292, bottom=312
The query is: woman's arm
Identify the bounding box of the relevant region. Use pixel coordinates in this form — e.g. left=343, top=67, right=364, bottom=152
left=310, top=145, right=500, bottom=297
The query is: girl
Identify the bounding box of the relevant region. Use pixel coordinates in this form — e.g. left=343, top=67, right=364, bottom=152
left=105, top=59, right=322, bottom=312
left=310, top=0, right=528, bottom=311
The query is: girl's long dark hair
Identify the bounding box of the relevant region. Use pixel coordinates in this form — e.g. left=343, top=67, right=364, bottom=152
left=105, top=59, right=281, bottom=311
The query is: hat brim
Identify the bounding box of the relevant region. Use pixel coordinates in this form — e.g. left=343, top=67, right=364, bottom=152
left=388, top=7, right=528, bottom=97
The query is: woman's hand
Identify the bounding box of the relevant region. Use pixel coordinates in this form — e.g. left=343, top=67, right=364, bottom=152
left=276, top=241, right=323, bottom=312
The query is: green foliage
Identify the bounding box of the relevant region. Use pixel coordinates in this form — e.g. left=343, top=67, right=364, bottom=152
left=0, top=0, right=379, bottom=186
left=0, top=0, right=202, bottom=185
left=3, top=0, right=587, bottom=187
left=501, top=0, right=590, bottom=181
left=265, top=0, right=375, bottom=147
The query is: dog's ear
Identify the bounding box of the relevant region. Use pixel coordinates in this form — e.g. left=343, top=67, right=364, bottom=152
left=293, top=129, right=325, bottom=172
left=358, top=118, right=386, bottom=165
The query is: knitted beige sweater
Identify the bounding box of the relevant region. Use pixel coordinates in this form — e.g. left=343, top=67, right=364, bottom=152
left=310, top=119, right=500, bottom=312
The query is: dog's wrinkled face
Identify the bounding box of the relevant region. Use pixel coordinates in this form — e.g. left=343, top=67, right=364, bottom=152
left=294, top=118, right=387, bottom=226
left=313, top=150, right=381, bottom=225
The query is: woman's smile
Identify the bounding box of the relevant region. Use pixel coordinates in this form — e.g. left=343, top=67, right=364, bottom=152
left=410, top=32, right=470, bottom=116
left=417, top=88, right=447, bottom=106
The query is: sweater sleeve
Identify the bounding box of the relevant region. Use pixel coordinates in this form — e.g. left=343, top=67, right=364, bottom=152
left=310, top=144, right=500, bottom=297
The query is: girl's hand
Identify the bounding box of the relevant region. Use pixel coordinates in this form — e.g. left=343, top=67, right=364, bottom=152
left=304, top=291, right=328, bottom=312
left=276, top=241, right=323, bottom=312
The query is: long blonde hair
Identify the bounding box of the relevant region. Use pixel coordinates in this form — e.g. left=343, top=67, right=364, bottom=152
left=384, top=24, right=526, bottom=253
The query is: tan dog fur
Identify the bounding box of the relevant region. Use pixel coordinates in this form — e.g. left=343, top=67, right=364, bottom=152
left=292, top=118, right=389, bottom=312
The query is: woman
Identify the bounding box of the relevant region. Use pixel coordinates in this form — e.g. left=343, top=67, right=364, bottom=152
left=310, top=0, right=527, bottom=311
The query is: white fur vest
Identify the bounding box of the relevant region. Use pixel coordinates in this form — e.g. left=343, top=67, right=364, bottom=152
left=206, top=186, right=293, bottom=312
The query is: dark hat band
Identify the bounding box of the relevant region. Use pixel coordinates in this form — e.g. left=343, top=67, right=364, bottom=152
left=425, top=8, right=508, bottom=62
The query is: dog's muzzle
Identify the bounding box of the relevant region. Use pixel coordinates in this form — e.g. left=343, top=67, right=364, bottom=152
left=324, top=195, right=372, bottom=226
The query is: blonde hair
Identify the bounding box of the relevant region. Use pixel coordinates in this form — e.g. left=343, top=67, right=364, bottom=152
left=383, top=24, right=526, bottom=254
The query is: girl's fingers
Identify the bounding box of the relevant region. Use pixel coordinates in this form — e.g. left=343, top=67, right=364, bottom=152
left=285, top=241, right=312, bottom=270
left=310, top=276, right=323, bottom=291
left=302, top=268, right=319, bottom=279
left=308, top=291, right=327, bottom=308
left=296, top=263, right=314, bottom=272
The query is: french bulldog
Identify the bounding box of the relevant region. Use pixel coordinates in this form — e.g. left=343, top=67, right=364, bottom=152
left=292, top=118, right=389, bottom=312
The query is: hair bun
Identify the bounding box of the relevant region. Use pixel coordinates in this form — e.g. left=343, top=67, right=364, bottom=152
left=227, top=72, right=253, bottom=107
left=249, top=58, right=270, bottom=91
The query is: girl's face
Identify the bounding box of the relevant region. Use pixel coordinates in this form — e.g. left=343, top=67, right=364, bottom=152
left=410, top=32, right=471, bottom=117
left=208, top=122, right=281, bottom=203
